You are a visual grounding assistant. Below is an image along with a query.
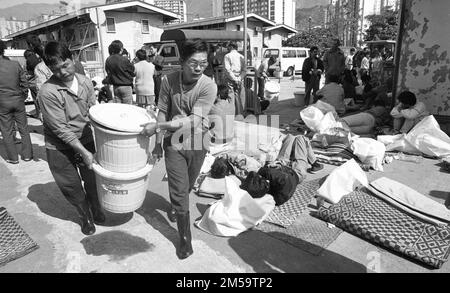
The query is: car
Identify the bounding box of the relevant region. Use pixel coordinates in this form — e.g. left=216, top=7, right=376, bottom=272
left=4, top=49, right=34, bottom=104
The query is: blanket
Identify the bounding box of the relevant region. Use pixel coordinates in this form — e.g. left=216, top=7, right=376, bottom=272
left=318, top=190, right=450, bottom=269
left=313, top=143, right=360, bottom=166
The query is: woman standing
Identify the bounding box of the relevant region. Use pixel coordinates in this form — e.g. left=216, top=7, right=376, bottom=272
left=134, top=49, right=156, bottom=110
left=141, top=39, right=217, bottom=260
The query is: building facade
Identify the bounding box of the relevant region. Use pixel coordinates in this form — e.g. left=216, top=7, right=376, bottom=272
left=212, top=0, right=296, bottom=28
left=154, top=0, right=187, bottom=23
left=0, top=18, right=29, bottom=40
left=7, top=1, right=178, bottom=78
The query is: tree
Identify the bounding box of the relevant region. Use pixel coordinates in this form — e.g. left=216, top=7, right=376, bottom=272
left=364, top=6, right=399, bottom=41
left=283, top=27, right=335, bottom=48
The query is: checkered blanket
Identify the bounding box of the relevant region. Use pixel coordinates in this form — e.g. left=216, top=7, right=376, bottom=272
left=318, top=190, right=450, bottom=269
left=0, top=207, right=39, bottom=267
left=264, top=178, right=325, bottom=228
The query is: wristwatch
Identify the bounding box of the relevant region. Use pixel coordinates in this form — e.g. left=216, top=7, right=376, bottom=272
left=155, top=123, right=161, bottom=134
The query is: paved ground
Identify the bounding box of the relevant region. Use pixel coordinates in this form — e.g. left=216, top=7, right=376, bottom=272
left=1, top=76, right=450, bottom=273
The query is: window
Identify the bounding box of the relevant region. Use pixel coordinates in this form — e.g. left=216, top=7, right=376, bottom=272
left=84, top=47, right=99, bottom=62
left=106, top=17, right=116, bottom=33
left=263, top=49, right=279, bottom=58
left=236, top=25, right=241, bottom=31
left=297, top=50, right=307, bottom=58
left=160, top=46, right=177, bottom=58
left=282, top=50, right=296, bottom=58
left=268, top=32, right=272, bottom=40
left=141, top=19, right=150, bottom=34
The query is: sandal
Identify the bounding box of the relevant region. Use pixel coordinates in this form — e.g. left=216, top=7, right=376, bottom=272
left=6, top=160, right=19, bottom=164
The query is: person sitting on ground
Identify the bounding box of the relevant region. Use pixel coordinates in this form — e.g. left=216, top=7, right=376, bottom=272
left=341, top=99, right=390, bottom=135
left=390, top=91, right=429, bottom=134
left=316, top=74, right=346, bottom=116
left=358, top=74, right=389, bottom=111
left=241, top=134, right=323, bottom=206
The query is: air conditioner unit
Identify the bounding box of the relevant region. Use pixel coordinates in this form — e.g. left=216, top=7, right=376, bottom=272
left=255, top=27, right=262, bottom=32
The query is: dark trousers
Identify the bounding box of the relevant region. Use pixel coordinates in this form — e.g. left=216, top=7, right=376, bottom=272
left=304, top=76, right=321, bottom=105
left=164, top=140, right=207, bottom=214
left=46, top=141, right=100, bottom=207
left=0, top=97, right=33, bottom=161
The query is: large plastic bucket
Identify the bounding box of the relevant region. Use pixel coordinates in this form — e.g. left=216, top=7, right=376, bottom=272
left=264, top=81, right=280, bottom=101
left=294, top=91, right=306, bottom=107
left=92, top=121, right=152, bottom=173
left=93, top=163, right=153, bottom=214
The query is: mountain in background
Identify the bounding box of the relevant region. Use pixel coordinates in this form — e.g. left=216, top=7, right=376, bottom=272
left=0, top=1, right=101, bottom=21
left=296, top=0, right=330, bottom=9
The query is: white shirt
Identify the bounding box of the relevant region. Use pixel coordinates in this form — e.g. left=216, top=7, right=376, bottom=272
left=361, top=57, right=370, bottom=70
left=69, top=75, right=79, bottom=95
left=224, top=49, right=246, bottom=83
left=345, top=54, right=354, bottom=70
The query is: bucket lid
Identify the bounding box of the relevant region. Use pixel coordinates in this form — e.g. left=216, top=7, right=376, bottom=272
left=89, top=104, right=155, bottom=133
left=92, top=163, right=153, bottom=180
left=265, top=81, right=280, bottom=93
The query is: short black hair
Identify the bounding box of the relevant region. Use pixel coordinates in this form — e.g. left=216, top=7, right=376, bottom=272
left=109, top=42, right=122, bottom=55
left=111, top=40, right=123, bottom=49
left=43, top=41, right=72, bottom=67
left=179, top=38, right=208, bottom=62
left=228, top=41, right=238, bottom=50
left=397, top=91, right=417, bottom=106
left=240, top=172, right=270, bottom=199
left=328, top=74, right=340, bottom=83
left=24, top=49, right=35, bottom=58
left=210, top=157, right=233, bottom=179
left=0, top=40, right=6, bottom=56
left=136, top=49, right=147, bottom=61
left=350, top=47, right=356, bottom=53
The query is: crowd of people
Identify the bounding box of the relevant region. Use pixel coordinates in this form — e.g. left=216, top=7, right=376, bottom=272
left=0, top=34, right=429, bottom=262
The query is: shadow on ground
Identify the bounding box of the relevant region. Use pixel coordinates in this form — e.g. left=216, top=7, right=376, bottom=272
left=136, top=191, right=179, bottom=250
left=228, top=230, right=368, bottom=273
left=429, top=190, right=450, bottom=208
left=81, top=230, right=155, bottom=262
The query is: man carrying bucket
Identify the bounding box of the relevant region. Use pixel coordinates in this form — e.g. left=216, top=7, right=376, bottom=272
left=141, top=39, right=217, bottom=260
left=37, top=41, right=105, bottom=236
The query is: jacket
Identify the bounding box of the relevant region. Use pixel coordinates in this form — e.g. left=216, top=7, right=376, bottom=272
left=302, top=57, right=324, bottom=83
left=105, top=54, right=135, bottom=86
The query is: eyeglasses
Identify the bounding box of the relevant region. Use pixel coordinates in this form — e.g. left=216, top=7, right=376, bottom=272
left=186, top=60, right=209, bottom=69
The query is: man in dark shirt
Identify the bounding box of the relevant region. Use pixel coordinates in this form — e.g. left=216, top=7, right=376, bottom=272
left=105, top=40, right=135, bottom=104
left=0, top=40, right=33, bottom=164
left=38, top=41, right=105, bottom=236
left=302, top=46, right=324, bottom=105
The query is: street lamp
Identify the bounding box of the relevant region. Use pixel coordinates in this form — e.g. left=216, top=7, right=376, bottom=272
left=308, top=16, right=312, bottom=33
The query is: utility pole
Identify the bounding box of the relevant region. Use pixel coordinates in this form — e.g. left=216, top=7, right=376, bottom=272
left=243, top=0, right=248, bottom=67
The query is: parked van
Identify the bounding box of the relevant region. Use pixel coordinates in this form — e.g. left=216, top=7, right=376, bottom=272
left=143, top=29, right=251, bottom=76
left=263, top=47, right=310, bottom=77
left=4, top=49, right=33, bottom=104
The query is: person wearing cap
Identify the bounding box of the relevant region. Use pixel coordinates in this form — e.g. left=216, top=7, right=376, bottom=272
left=37, top=41, right=105, bottom=236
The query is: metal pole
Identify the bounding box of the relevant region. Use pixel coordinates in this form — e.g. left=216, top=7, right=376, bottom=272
left=243, top=0, right=248, bottom=68
left=95, top=7, right=106, bottom=77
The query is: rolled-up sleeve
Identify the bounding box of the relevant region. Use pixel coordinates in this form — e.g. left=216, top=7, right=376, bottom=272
left=38, top=87, right=78, bottom=144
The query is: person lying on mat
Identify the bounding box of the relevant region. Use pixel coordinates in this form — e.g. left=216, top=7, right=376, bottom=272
left=341, top=99, right=391, bottom=135
left=241, top=134, right=324, bottom=206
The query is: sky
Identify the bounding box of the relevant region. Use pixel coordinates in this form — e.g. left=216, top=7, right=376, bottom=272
left=0, top=0, right=102, bottom=9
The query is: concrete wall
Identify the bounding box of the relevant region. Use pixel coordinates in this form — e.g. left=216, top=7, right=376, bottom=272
left=396, top=0, right=450, bottom=116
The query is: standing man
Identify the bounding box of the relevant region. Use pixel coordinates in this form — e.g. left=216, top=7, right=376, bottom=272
left=105, top=40, right=135, bottom=104
left=141, top=39, right=217, bottom=260
left=323, top=38, right=346, bottom=84
left=224, top=41, right=246, bottom=115
left=0, top=40, right=33, bottom=164
left=38, top=41, right=105, bottom=236
left=302, top=46, right=324, bottom=105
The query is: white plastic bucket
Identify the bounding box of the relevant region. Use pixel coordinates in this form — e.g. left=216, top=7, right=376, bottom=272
left=92, top=121, right=152, bottom=173
left=93, top=163, right=153, bottom=214
left=264, top=81, right=280, bottom=101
